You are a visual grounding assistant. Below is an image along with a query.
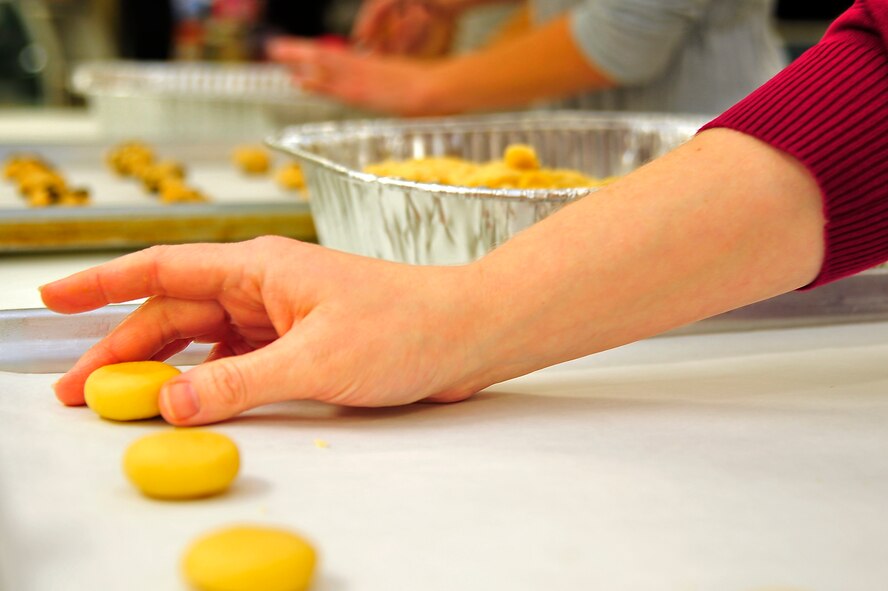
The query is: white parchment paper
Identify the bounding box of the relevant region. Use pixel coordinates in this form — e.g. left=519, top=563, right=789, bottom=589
left=1, top=323, right=887, bottom=591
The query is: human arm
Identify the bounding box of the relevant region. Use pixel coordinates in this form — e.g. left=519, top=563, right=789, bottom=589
left=268, top=15, right=614, bottom=116
left=40, top=128, right=824, bottom=425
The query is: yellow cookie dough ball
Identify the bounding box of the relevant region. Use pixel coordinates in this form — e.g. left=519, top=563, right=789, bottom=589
left=84, top=361, right=181, bottom=421
left=233, top=146, right=271, bottom=175
left=503, top=144, right=540, bottom=171
left=182, top=525, right=316, bottom=591
left=124, top=429, right=240, bottom=499
left=140, top=160, right=186, bottom=193
left=26, top=188, right=54, bottom=208
left=107, top=142, right=155, bottom=177
left=276, top=163, right=305, bottom=191
left=158, top=178, right=208, bottom=204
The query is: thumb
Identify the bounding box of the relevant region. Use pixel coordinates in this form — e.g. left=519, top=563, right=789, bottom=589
left=159, top=337, right=307, bottom=426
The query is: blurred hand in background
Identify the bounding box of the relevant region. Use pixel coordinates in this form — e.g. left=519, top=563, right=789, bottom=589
left=351, top=0, right=466, bottom=57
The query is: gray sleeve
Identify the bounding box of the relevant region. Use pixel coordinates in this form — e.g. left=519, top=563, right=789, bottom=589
left=568, top=0, right=712, bottom=85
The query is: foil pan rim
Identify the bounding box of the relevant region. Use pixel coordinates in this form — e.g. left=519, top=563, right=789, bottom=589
left=266, top=111, right=708, bottom=203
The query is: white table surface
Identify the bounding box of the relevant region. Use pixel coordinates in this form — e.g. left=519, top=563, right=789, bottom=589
left=0, top=247, right=887, bottom=590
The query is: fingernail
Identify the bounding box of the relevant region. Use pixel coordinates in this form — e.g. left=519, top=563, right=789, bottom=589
left=162, top=381, right=200, bottom=421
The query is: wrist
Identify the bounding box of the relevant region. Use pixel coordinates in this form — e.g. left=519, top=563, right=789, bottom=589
left=404, top=62, right=460, bottom=116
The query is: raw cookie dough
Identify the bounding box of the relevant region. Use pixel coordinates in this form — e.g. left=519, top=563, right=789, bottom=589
left=124, top=430, right=240, bottom=499
left=364, top=143, right=619, bottom=189
left=182, top=525, right=316, bottom=591
left=3, top=153, right=92, bottom=207
left=84, top=361, right=181, bottom=421
left=276, top=163, right=305, bottom=191
left=233, top=146, right=271, bottom=175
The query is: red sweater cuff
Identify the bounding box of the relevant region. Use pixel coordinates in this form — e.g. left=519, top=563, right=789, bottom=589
left=700, top=33, right=888, bottom=288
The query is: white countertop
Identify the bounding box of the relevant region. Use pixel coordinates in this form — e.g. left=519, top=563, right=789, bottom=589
left=0, top=109, right=100, bottom=144
left=0, top=250, right=887, bottom=590
left=0, top=251, right=130, bottom=310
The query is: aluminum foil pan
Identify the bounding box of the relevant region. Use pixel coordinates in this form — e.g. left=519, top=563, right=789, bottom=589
left=72, top=61, right=356, bottom=140
left=268, top=112, right=705, bottom=265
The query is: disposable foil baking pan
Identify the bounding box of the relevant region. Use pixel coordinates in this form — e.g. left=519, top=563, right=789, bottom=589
left=71, top=61, right=357, bottom=140
left=268, top=112, right=704, bottom=265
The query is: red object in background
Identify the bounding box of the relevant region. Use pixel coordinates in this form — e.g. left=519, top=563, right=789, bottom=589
left=316, top=35, right=349, bottom=49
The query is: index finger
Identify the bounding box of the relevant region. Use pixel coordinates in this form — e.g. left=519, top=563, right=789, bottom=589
left=40, top=242, right=244, bottom=314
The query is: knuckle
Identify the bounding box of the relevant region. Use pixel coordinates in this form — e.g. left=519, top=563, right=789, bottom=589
left=142, top=244, right=170, bottom=261
left=251, top=235, right=289, bottom=251
left=140, top=244, right=170, bottom=292
left=204, top=361, right=250, bottom=411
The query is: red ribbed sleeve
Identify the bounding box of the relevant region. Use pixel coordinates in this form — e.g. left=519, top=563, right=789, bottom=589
left=700, top=0, right=888, bottom=288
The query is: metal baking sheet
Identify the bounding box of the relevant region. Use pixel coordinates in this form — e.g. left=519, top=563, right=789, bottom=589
left=0, top=142, right=315, bottom=252
left=2, top=269, right=885, bottom=373
left=0, top=305, right=209, bottom=373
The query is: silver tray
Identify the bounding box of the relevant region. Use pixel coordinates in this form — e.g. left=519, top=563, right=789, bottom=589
left=71, top=61, right=357, bottom=140
left=4, top=268, right=885, bottom=373
left=268, top=112, right=704, bottom=265
left=0, top=142, right=315, bottom=252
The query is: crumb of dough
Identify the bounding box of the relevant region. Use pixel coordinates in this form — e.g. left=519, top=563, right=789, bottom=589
left=365, top=144, right=618, bottom=190
left=233, top=146, right=272, bottom=175
left=313, top=439, right=329, bottom=449
left=276, top=163, right=305, bottom=191
left=182, top=525, right=316, bottom=591
left=84, top=361, right=181, bottom=421
left=124, top=430, right=240, bottom=499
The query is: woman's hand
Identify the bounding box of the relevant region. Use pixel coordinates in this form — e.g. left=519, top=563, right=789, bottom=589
left=41, top=238, right=488, bottom=426
left=352, top=0, right=459, bottom=57
left=268, top=37, right=442, bottom=116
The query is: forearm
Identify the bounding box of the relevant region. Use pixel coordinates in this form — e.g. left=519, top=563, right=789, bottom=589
left=466, top=129, right=825, bottom=385
left=420, top=15, right=613, bottom=113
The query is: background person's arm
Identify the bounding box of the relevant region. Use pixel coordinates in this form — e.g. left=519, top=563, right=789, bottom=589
left=269, top=15, right=613, bottom=116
